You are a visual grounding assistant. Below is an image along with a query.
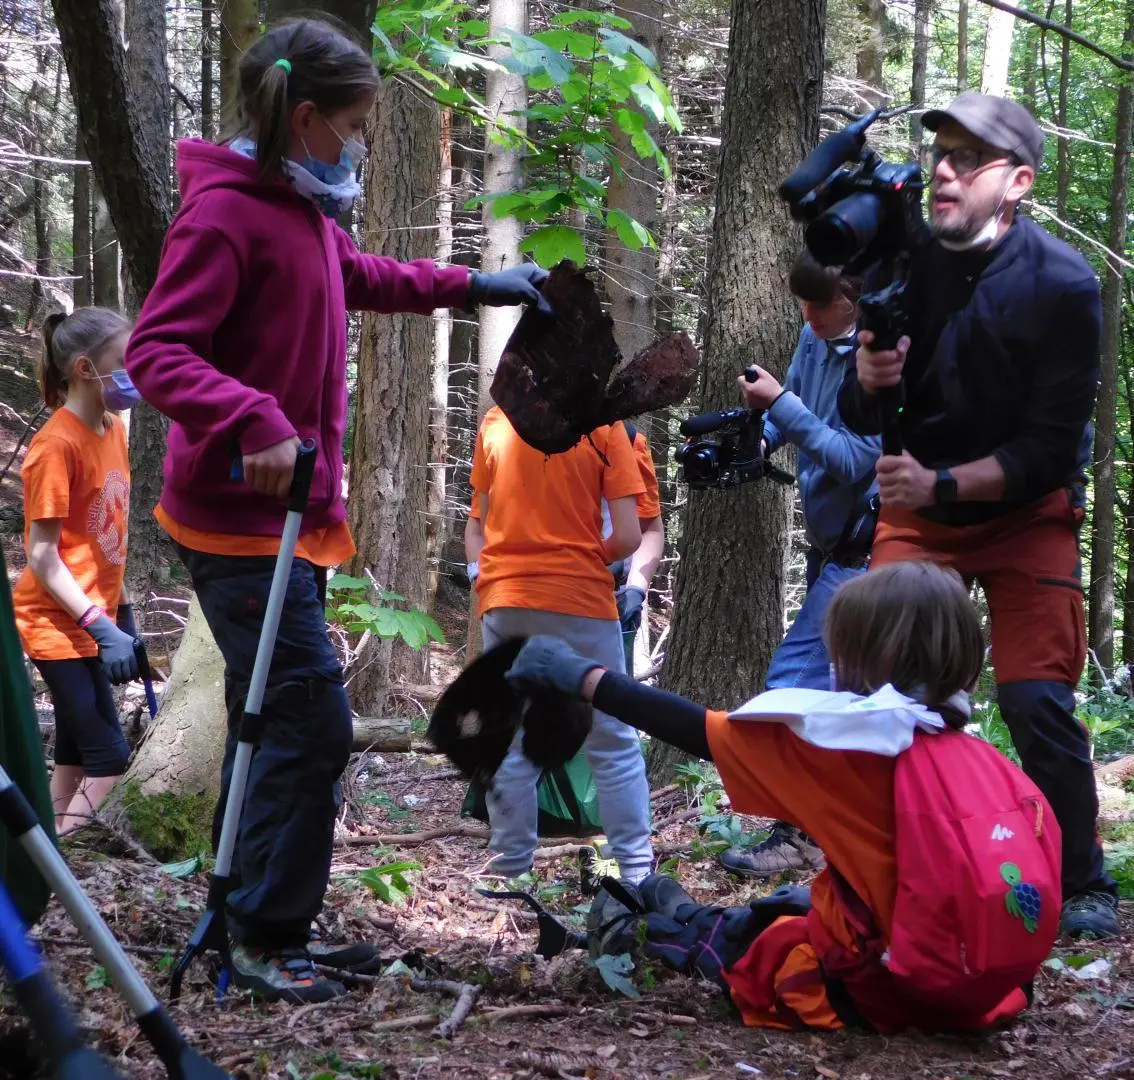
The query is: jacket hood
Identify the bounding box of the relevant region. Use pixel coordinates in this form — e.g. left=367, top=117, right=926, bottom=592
left=175, top=138, right=294, bottom=205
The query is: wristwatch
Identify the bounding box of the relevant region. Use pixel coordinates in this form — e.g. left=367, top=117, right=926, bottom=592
left=934, top=469, right=958, bottom=505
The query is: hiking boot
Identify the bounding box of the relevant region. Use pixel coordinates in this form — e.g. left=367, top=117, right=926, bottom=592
left=638, top=873, right=700, bottom=924
left=1059, top=890, right=1119, bottom=940
left=587, top=877, right=646, bottom=959
left=230, top=944, right=347, bottom=1003
left=719, top=823, right=825, bottom=878
left=308, top=929, right=385, bottom=976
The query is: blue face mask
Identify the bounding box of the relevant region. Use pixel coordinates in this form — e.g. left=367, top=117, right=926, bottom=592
left=95, top=369, right=142, bottom=411
left=301, top=116, right=367, bottom=188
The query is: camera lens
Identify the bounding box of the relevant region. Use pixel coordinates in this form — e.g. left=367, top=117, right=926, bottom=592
left=807, top=192, right=886, bottom=266
left=677, top=442, right=718, bottom=483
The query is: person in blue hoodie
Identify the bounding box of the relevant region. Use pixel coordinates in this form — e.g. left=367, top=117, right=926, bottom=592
left=719, top=250, right=881, bottom=877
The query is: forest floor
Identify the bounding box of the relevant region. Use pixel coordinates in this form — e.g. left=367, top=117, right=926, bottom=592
left=3, top=330, right=1134, bottom=1079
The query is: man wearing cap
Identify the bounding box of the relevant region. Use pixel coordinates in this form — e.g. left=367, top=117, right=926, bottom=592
left=838, top=91, right=1118, bottom=939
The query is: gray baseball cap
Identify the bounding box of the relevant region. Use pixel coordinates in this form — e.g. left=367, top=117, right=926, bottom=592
left=921, top=91, right=1045, bottom=169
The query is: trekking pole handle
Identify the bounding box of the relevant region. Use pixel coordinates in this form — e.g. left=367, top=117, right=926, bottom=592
left=288, top=438, right=317, bottom=513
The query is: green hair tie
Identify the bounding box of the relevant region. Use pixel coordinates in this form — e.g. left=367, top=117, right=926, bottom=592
left=274, top=57, right=292, bottom=74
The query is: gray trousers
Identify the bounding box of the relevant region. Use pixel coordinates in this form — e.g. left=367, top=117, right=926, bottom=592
left=482, top=607, right=654, bottom=882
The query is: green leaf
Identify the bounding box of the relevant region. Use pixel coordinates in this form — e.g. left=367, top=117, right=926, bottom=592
left=504, top=30, right=573, bottom=84
left=606, top=209, right=655, bottom=252
left=591, top=952, right=640, bottom=998
left=551, top=9, right=632, bottom=29
left=432, top=85, right=467, bottom=106
left=327, top=573, right=370, bottom=592
left=86, top=965, right=111, bottom=990
left=379, top=590, right=408, bottom=603
left=519, top=225, right=587, bottom=269
left=599, top=28, right=659, bottom=69
left=629, top=82, right=666, bottom=123
left=463, top=18, right=488, bottom=35
left=615, top=107, right=646, bottom=136
left=159, top=855, right=203, bottom=880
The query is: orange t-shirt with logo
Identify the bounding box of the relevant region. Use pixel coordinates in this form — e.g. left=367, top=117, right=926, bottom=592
left=631, top=431, right=661, bottom=519
left=14, top=409, right=131, bottom=660
left=470, top=408, right=645, bottom=620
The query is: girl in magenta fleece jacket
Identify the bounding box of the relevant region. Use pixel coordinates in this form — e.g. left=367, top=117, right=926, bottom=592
left=125, top=17, right=548, bottom=1005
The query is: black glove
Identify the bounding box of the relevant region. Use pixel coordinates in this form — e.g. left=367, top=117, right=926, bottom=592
left=115, top=601, right=138, bottom=639
left=85, top=614, right=140, bottom=685
left=616, top=585, right=646, bottom=633
left=468, top=264, right=553, bottom=315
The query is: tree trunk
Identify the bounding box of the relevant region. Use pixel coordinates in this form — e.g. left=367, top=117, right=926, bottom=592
left=72, top=151, right=92, bottom=308
left=855, top=0, right=886, bottom=105
left=201, top=0, right=215, bottom=141
left=1124, top=462, right=1134, bottom=666
left=910, top=0, right=932, bottom=158
left=958, top=0, right=969, bottom=92
left=980, top=2, right=1015, bottom=97
left=28, top=170, right=51, bottom=323
left=468, top=0, right=528, bottom=660
left=220, top=0, right=259, bottom=129
left=346, top=83, right=441, bottom=713
left=51, top=0, right=170, bottom=300
left=1056, top=0, right=1073, bottom=234
left=122, top=0, right=173, bottom=603
left=122, top=596, right=227, bottom=798
left=1087, top=0, right=1134, bottom=678
left=92, top=184, right=121, bottom=308
left=647, top=0, right=825, bottom=783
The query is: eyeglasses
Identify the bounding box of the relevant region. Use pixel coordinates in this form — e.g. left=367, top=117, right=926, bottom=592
left=930, top=144, right=1019, bottom=177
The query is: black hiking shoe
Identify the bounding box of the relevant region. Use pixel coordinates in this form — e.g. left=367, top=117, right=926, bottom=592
left=719, top=822, right=825, bottom=878
left=1059, top=890, right=1119, bottom=940
left=637, top=873, right=700, bottom=924
left=587, top=878, right=646, bottom=959
left=230, top=944, right=347, bottom=1003
left=308, top=929, right=385, bottom=975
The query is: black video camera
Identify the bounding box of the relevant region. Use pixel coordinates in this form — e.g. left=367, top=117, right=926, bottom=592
left=778, top=107, right=930, bottom=453
left=675, top=370, right=794, bottom=490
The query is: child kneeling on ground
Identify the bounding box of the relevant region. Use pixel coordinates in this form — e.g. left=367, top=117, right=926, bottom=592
left=504, top=562, right=1062, bottom=1033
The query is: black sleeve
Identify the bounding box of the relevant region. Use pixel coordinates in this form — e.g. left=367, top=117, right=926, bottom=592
left=836, top=363, right=882, bottom=436
left=591, top=672, right=712, bottom=760
left=993, top=281, right=1101, bottom=500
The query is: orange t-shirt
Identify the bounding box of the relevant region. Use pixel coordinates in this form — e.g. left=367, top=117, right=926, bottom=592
left=14, top=409, right=130, bottom=660
left=153, top=505, right=355, bottom=568
left=470, top=407, right=645, bottom=620
left=705, top=710, right=898, bottom=949
left=631, top=431, right=661, bottom=519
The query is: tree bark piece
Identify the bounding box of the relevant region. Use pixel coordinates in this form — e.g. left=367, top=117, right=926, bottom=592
left=340, top=824, right=491, bottom=848
left=1096, top=754, right=1134, bottom=785
left=492, top=264, right=698, bottom=454
left=647, top=0, right=824, bottom=783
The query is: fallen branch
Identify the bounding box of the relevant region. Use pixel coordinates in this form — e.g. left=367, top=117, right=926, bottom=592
left=0, top=401, right=46, bottom=480
left=533, top=842, right=594, bottom=861
left=976, top=0, right=1134, bottom=72
left=413, top=977, right=481, bottom=1039
left=340, top=823, right=490, bottom=848
left=473, top=1004, right=572, bottom=1024
left=37, top=934, right=171, bottom=958
left=366, top=1013, right=438, bottom=1033
left=1097, top=753, right=1134, bottom=784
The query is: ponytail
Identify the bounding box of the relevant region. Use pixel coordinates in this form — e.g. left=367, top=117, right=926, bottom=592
left=251, top=60, right=293, bottom=181
left=37, top=307, right=132, bottom=408
left=39, top=312, right=69, bottom=407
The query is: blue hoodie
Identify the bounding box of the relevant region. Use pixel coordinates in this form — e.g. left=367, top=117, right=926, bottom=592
left=763, top=324, right=880, bottom=553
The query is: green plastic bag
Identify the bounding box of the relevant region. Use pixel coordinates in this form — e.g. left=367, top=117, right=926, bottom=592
left=0, top=545, right=55, bottom=924
left=462, top=750, right=604, bottom=838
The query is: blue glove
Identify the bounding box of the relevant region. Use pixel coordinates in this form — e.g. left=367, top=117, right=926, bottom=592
left=85, top=614, right=140, bottom=685
left=616, top=585, right=646, bottom=633
left=468, top=264, right=553, bottom=315
left=505, top=635, right=602, bottom=697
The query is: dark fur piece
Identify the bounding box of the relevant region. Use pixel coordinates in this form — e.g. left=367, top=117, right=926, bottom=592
left=428, top=638, right=593, bottom=789
left=491, top=262, right=699, bottom=454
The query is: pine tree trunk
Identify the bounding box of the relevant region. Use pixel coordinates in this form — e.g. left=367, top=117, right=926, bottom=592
left=347, top=84, right=441, bottom=712
left=856, top=0, right=886, bottom=105
left=1123, top=461, right=1134, bottom=666
left=201, top=0, right=215, bottom=141
left=220, top=0, right=259, bottom=128
left=72, top=150, right=92, bottom=308
left=646, top=0, right=826, bottom=783
left=122, top=0, right=173, bottom=604
left=1056, top=1, right=1073, bottom=233
left=910, top=0, right=932, bottom=156
left=1087, top=1, right=1134, bottom=678
left=958, top=0, right=969, bottom=91
left=980, top=2, right=1015, bottom=97
left=29, top=170, right=51, bottom=323
left=92, top=184, right=120, bottom=308
left=468, top=0, right=528, bottom=660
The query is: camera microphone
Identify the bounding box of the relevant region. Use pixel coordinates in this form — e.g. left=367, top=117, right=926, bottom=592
left=778, top=109, right=880, bottom=206
left=680, top=409, right=744, bottom=437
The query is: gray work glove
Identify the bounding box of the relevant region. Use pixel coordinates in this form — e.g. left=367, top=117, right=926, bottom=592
left=468, top=264, right=553, bottom=315
left=505, top=635, right=602, bottom=697
left=85, top=614, right=140, bottom=685
left=616, top=585, right=646, bottom=633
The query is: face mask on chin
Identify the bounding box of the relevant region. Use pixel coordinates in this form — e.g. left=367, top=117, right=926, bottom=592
left=936, top=169, right=1017, bottom=253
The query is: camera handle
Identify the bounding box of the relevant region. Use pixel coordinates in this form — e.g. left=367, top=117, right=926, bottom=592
left=741, top=367, right=794, bottom=485
left=859, top=277, right=908, bottom=457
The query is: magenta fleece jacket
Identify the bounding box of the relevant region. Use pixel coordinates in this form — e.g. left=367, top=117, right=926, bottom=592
left=126, top=138, right=469, bottom=538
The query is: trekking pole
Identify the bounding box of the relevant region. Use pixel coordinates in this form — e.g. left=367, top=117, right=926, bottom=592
left=0, top=766, right=231, bottom=1080
left=134, top=639, right=159, bottom=719
left=170, top=439, right=317, bottom=1002
left=0, top=878, right=125, bottom=1080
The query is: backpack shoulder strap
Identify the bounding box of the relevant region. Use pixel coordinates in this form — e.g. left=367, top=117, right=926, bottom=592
left=623, top=420, right=637, bottom=446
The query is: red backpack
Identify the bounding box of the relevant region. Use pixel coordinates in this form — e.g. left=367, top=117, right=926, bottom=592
left=884, top=729, right=1061, bottom=1020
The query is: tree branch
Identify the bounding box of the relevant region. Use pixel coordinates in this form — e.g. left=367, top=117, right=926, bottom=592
left=977, top=0, right=1134, bottom=72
